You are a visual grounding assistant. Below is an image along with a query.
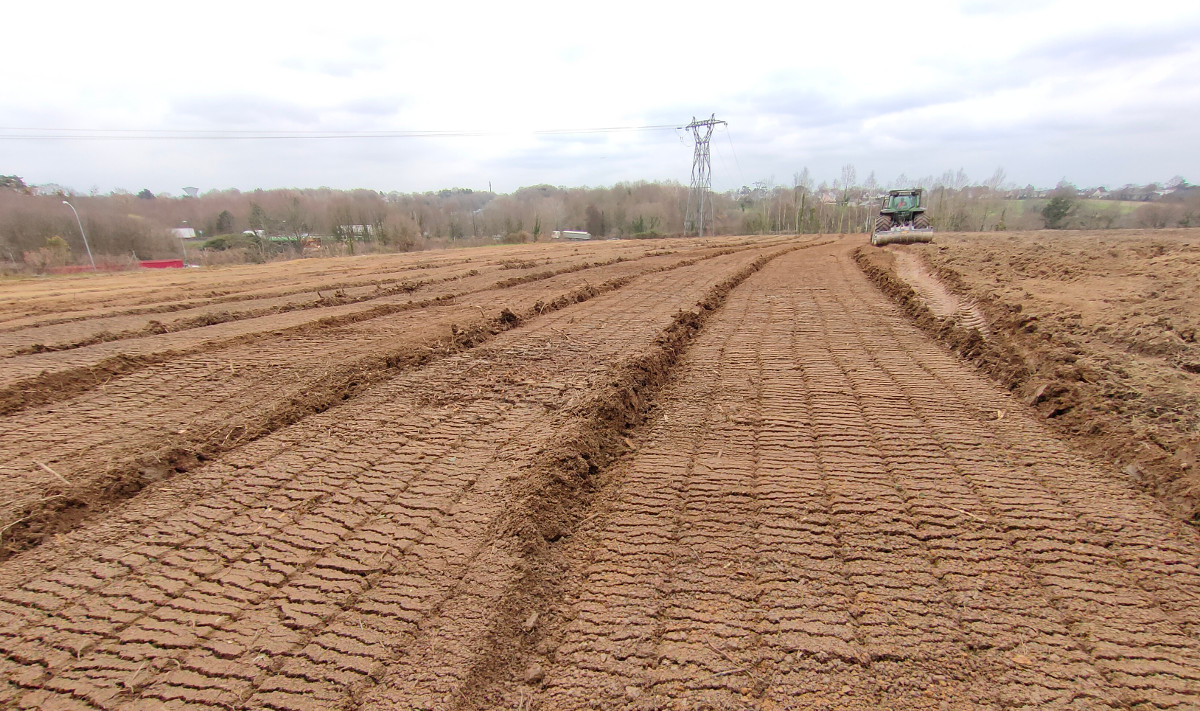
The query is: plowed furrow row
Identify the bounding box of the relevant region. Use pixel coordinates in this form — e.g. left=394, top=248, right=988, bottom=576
left=806, top=264, right=1102, bottom=708
left=0, top=249, right=764, bottom=589
left=832, top=257, right=1200, bottom=707
left=0, top=243, right=723, bottom=388
left=0, top=262, right=464, bottom=355
left=0, top=245, right=783, bottom=559
left=506, top=242, right=1200, bottom=710
left=532, top=281, right=769, bottom=709
left=0, top=241, right=673, bottom=332
left=535, top=250, right=998, bottom=708
left=0, top=238, right=765, bottom=330
left=0, top=239, right=767, bottom=352
left=304, top=248, right=796, bottom=710
left=0, top=245, right=784, bottom=709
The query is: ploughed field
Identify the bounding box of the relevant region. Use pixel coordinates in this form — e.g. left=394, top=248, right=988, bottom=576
left=907, top=230, right=1200, bottom=522
left=2, top=235, right=1199, bottom=710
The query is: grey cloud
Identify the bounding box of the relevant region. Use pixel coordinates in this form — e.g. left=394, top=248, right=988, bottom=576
left=720, top=76, right=972, bottom=136
left=170, top=95, right=322, bottom=128
left=1020, top=23, right=1199, bottom=70
left=169, top=93, right=410, bottom=129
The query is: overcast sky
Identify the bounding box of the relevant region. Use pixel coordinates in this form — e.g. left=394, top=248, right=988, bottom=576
left=5, top=0, right=1199, bottom=195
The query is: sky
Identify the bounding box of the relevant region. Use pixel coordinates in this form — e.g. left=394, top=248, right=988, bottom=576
left=4, top=0, right=1200, bottom=195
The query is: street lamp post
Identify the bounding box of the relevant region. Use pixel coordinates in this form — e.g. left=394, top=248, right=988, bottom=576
left=62, top=200, right=96, bottom=270
left=180, top=221, right=189, bottom=265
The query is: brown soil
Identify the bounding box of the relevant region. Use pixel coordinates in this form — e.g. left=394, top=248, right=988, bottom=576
left=0, top=240, right=787, bottom=560
left=864, top=230, right=1200, bottom=523
left=2, top=235, right=1199, bottom=710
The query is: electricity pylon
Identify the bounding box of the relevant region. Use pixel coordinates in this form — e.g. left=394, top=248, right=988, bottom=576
left=682, top=114, right=726, bottom=237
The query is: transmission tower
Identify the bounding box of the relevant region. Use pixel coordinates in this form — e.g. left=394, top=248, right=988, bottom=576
left=681, top=114, right=726, bottom=237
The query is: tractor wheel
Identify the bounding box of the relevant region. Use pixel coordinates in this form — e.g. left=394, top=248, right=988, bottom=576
left=875, top=216, right=893, bottom=232
left=914, top=214, right=931, bottom=229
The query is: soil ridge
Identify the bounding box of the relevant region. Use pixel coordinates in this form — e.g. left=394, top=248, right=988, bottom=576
left=855, top=244, right=1200, bottom=523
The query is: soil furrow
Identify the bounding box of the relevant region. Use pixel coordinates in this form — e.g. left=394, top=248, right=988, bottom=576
left=835, top=258, right=1200, bottom=705
left=0, top=246, right=653, bottom=358
left=0, top=243, right=791, bottom=709
left=0, top=238, right=766, bottom=340
left=0, top=254, right=477, bottom=330
left=351, top=246, right=801, bottom=709
left=815, top=258, right=1112, bottom=706
left=0, top=246, right=713, bottom=409
left=474, top=240, right=1200, bottom=709
left=0, top=262, right=647, bottom=560
left=6, top=235, right=1200, bottom=709
left=0, top=245, right=783, bottom=557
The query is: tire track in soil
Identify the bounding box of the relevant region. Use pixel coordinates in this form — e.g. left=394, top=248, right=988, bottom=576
left=0, top=243, right=798, bottom=710
left=0, top=243, right=787, bottom=562
left=475, top=240, right=1200, bottom=710
left=889, top=248, right=989, bottom=335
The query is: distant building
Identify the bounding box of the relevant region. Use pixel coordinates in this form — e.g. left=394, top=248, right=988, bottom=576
left=171, top=228, right=196, bottom=240
left=336, top=225, right=373, bottom=238
left=551, top=230, right=592, bottom=240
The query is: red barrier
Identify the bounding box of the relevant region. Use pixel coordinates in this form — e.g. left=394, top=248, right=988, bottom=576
left=139, top=259, right=184, bottom=269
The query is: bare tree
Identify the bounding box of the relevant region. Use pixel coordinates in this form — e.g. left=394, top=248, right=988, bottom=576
left=840, top=164, right=857, bottom=204
left=984, top=167, right=1007, bottom=193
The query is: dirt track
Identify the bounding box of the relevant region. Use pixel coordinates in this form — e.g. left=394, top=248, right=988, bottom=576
left=2, top=237, right=1200, bottom=709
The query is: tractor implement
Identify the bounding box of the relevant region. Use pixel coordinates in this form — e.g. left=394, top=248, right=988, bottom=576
left=869, top=188, right=934, bottom=246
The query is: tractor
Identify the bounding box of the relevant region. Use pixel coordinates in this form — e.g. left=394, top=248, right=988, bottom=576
left=869, top=188, right=933, bottom=246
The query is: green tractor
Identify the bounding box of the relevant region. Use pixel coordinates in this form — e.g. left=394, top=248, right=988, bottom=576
left=869, top=188, right=933, bottom=246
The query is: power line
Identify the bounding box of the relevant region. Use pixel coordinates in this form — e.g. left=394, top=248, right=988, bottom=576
left=0, top=124, right=679, bottom=141
left=723, top=124, right=744, bottom=187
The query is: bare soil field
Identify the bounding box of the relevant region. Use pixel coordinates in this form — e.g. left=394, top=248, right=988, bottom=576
left=864, top=230, right=1199, bottom=522
left=2, top=234, right=1199, bottom=709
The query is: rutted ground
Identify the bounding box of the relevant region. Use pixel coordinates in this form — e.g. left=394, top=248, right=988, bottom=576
left=0, top=240, right=788, bottom=559
left=889, top=249, right=988, bottom=334
left=2, top=236, right=1199, bottom=710
left=901, top=231, right=1200, bottom=522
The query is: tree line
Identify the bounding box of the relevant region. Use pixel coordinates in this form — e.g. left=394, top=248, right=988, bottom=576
left=2, top=169, right=1196, bottom=270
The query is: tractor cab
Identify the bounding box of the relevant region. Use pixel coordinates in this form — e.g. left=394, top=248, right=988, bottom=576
left=882, top=190, right=922, bottom=214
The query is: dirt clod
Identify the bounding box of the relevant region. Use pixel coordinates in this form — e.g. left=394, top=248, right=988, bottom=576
left=524, top=663, right=545, bottom=685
